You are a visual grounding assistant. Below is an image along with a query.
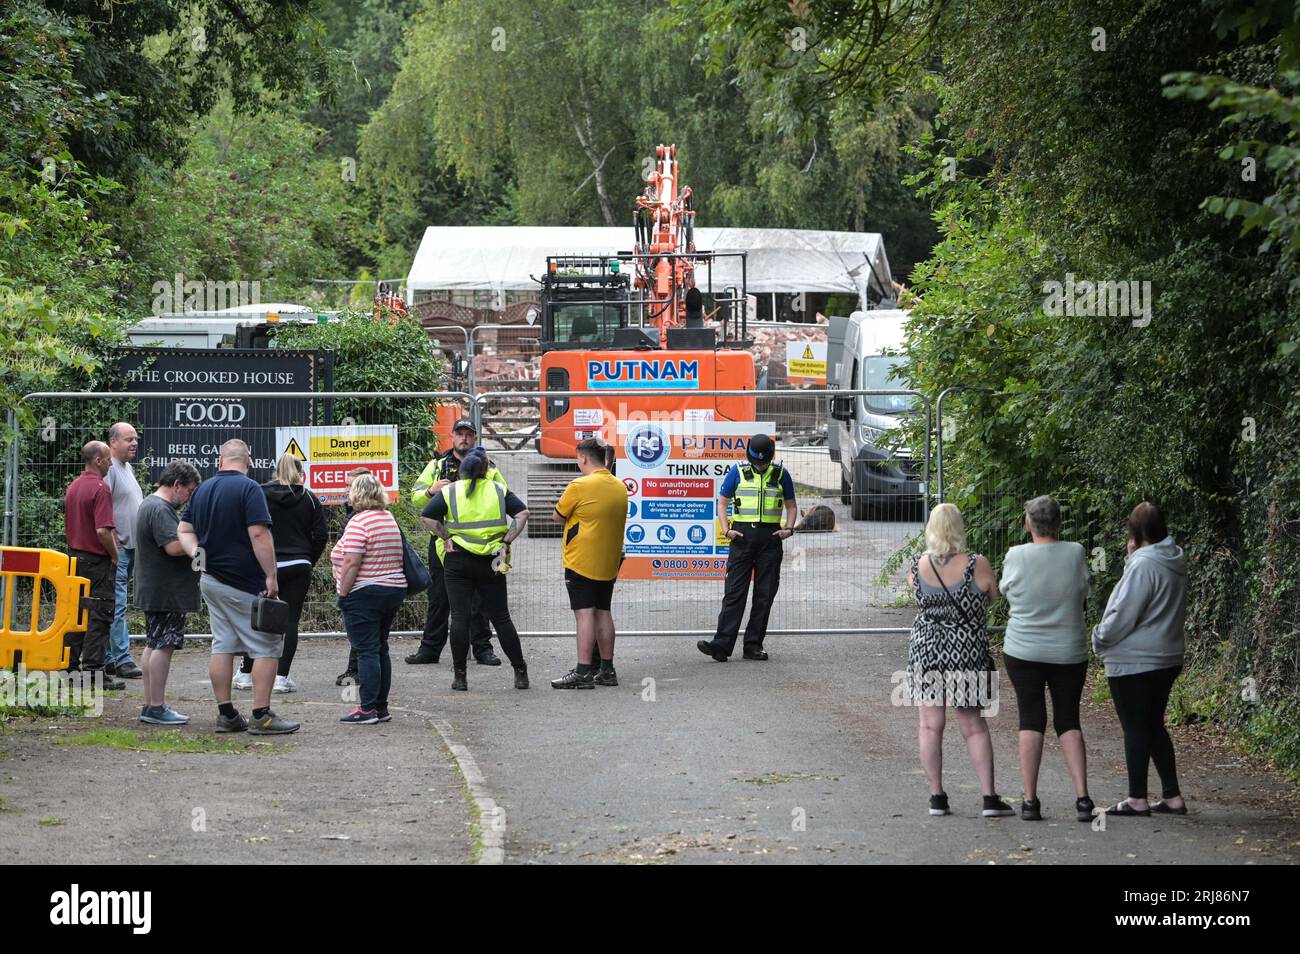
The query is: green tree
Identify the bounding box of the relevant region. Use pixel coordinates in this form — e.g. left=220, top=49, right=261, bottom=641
left=122, top=100, right=368, bottom=311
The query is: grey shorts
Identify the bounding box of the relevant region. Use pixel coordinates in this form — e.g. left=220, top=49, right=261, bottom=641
left=200, top=575, right=284, bottom=659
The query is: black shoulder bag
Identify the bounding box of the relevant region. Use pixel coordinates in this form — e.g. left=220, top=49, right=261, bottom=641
left=399, top=527, right=432, bottom=596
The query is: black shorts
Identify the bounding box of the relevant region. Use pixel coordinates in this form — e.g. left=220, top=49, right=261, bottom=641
left=564, top=568, right=615, bottom=611
left=144, top=611, right=187, bottom=651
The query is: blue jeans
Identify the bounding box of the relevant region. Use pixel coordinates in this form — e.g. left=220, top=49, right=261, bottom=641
left=109, top=548, right=136, bottom=666
left=339, top=584, right=406, bottom=711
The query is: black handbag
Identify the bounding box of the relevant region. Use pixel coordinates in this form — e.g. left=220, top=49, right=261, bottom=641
left=250, top=595, right=292, bottom=635
left=399, top=528, right=432, bottom=595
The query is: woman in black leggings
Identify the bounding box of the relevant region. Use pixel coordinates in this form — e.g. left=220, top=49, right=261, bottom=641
left=1092, top=502, right=1189, bottom=817
left=420, top=449, right=529, bottom=692
left=999, top=495, right=1093, bottom=821
left=235, top=454, right=327, bottom=693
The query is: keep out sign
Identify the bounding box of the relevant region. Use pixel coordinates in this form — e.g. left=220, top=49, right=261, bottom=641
left=311, top=463, right=395, bottom=489
left=275, top=425, right=400, bottom=504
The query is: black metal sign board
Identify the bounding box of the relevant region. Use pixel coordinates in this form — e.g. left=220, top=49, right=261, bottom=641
left=112, top=348, right=319, bottom=481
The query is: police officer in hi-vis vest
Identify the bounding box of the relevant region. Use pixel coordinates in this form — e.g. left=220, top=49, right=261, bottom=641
left=407, top=418, right=505, bottom=666
left=697, top=433, right=797, bottom=662
left=421, top=448, right=530, bottom=691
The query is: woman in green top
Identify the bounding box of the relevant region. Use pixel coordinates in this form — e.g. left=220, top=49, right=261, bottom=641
left=998, top=495, right=1094, bottom=822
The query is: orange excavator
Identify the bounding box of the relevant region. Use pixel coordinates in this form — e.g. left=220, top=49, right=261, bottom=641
left=526, top=144, right=756, bottom=534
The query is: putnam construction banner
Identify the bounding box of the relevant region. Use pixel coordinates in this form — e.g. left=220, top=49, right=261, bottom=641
left=617, top=420, right=775, bottom=580
left=274, top=426, right=399, bottom=504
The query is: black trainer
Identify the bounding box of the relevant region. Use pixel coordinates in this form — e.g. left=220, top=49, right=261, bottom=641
left=1021, top=797, right=1042, bottom=821
left=335, top=668, right=358, bottom=686
left=696, top=640, right=728, bottom=662
left=982, top=795, right=1016, bottom=817
left=405, top=650, right=439, bottom=665
left=929, top=793, right=951, bottom=816
left=742, top=647, right=769, bottom=661
left=1076, top=795, right=1096, bottom=823
left=451, top=668, right=468, bottom=691
left=550, top=669, right=594, bottom=690
left=593, top=667, right=618, bottom=687
left=513, top=666, right=529, bottom=690
left=475, top=649, right=502, bottom=666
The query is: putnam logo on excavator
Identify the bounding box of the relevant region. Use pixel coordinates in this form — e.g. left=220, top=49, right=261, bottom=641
left=586, top=358, right=700, bottom=390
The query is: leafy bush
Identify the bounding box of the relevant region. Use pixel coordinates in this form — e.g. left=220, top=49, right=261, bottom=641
left=271, top=309, right=450, bottom=482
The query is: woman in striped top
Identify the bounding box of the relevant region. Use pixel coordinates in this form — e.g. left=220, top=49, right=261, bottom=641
left=331, top=473, right=407, bottom=724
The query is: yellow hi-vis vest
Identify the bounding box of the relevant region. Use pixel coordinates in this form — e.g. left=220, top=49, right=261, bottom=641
left=440, top=479, right=509, bottom=556
left=732, top=462, right=785, bottom=524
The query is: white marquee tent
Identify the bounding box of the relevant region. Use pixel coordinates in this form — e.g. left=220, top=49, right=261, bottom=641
left=405, top=226, right=894, bottom=308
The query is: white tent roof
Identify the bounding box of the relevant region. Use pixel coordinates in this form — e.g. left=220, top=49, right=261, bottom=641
left=406, top=226, right=893, bottom=302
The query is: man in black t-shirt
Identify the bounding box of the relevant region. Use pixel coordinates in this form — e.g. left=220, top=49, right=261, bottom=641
left=134, top=460, right=201, bottom=725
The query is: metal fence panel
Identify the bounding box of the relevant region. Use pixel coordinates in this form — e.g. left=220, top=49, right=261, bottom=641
left=474, top=388, right=929, bottom=634
left=5, top=392, right=472, bottom=640
left=5, top=388, right=931, bottom=638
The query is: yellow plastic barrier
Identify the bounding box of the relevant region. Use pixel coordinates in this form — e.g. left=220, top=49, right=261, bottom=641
left=0, top=547, right=89, bottom=671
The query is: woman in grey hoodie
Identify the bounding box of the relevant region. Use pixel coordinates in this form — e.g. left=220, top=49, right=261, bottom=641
left=1092, top=502, right=1188, bottom=817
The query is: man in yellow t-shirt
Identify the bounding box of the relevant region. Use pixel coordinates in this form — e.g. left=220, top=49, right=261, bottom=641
left=549, top=438, right=628, bottom=689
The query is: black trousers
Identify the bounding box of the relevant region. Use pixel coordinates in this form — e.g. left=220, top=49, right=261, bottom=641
left=418, top=538, right=494, bottom=658
left=443, top=550, right=525, bottom=670
left=1108, top=665, right=1183, bottom=800
left=241, top=563, right=312, bottom=677
left=708, top=524, right=783, bottom=654
left=68, top=550, right=115, bottom=671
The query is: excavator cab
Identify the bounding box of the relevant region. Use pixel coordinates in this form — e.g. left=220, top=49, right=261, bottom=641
left=537, top=253, right=749, bottom=353
left=538, top=256, right=632, bottom=351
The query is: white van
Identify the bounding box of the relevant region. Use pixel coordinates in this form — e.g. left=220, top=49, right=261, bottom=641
left=125, top=306, right=322, bottom=349
left=826, top=309, right=923, bottom=519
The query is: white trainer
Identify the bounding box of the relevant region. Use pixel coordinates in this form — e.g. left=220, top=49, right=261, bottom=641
left=231, top=671, right=253, bottom=690
left=273, top=675, right=296, bottom=694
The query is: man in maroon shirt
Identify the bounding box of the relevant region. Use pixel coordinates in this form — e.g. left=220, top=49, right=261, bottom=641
left=64, top=441, right=124, bottom=689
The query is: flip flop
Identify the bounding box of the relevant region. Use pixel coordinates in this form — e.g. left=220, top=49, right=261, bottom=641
left=1105, top=800, right=1152, bottom=817
left=1151, top=801, right=1188, bottom=815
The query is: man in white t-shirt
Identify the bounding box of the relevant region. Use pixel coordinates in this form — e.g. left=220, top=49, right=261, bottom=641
left=105, top=422, right=144, bottom=679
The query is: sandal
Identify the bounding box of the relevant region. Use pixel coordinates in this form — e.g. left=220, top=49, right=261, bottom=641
left=1105, top=800, right=1152, bottom=817
left=1151, top=800, right=1188, bottom=815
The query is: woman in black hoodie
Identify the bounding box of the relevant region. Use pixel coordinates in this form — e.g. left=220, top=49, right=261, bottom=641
left=233, top=453, right=328, bottom=692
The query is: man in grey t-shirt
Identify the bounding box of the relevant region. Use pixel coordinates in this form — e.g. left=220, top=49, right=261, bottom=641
left=134, top=460, right=201, bottom=724
left=105, top=422, right=145, bottom=678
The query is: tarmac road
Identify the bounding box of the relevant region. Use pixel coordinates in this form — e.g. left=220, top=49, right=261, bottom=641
left=3, top=626, right=1296, bottom=865
left=437, top=626, right=1300, bottom=865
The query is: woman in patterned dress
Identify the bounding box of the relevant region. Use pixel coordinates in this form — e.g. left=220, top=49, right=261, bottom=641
left=906, top=503, right=1015, bottom=817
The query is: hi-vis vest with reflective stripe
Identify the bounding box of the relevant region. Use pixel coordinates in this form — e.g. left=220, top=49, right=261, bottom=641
left=732, top=462, right=785, bottom=523
left=413, top=453, right=504, bottom=511
left=440, top=479, right=509, bottom=556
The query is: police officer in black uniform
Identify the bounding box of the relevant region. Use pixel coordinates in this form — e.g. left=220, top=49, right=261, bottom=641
left=405, top=419, right=502, bottom=666
left=697, top=433, right=797, bottom=661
